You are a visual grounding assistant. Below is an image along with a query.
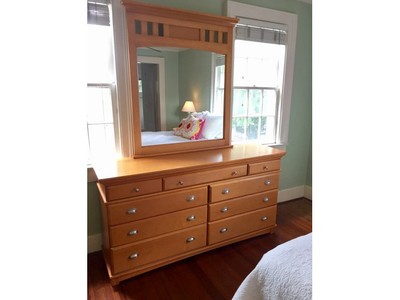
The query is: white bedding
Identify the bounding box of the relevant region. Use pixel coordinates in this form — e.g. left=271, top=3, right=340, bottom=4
left=233, top=233, right=312, bottom=300
left=141, top=131, right=194, bottom=146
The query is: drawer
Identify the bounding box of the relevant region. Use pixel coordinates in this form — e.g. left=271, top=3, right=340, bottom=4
left=163, top=165, right=247, bottom=190
left=208, top=190, right=277, bottom=221
left=209, top=173, right=280, bottom=203
left=208, top=206, right=277, bottom=245
left=248, top=160, right=281, bottom=175
left=109, top=206, right=207, bottom=247
left=111, top=224, right=206, bottom=274
left=106, top=179, right=162, bottom=201
left=108, top=186, right=207, bottom=225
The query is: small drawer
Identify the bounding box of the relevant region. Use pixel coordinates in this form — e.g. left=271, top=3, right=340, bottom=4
left=106, top=179, right=162, bottom=201
left=111, top=224, right=206, bottom=274
left=163, top=165, right=247, bottom=191
left=208, top=190, right=277, bottom=221
left=107, top=186, right=207, bottom=225
left=248, top=160, right=281, bottom=175
left=209, top=173, right=280, bottom=203
left=109, top=206, right=207, bottom=247
left=208, top=206, right=277, bottom=245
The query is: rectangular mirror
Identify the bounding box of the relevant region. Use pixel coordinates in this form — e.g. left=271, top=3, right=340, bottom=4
left=138, top=47, right=225, bottom=147
left=122, top=0, right=238, bottom=157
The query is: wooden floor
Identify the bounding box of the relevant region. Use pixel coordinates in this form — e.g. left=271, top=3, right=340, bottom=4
left=88, top=198, right=312, bottom=300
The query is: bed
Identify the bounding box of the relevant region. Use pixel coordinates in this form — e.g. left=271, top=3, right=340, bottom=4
left=233, top=233, right=312, bottom=300
left=141, top=111, right=223, bottom=146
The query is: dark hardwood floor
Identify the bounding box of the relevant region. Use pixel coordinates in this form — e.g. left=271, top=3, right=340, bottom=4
left=88, top=198, right=312, bottom=300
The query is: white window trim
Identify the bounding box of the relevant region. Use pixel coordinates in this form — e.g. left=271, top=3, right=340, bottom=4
left=226, top=1, right=297, bottom=147
left=110, top=0, right=133, bottom=158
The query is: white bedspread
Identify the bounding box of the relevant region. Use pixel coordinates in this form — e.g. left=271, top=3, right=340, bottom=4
left=232, top=233, right=312, bottom=300
left=141, top=131, right=190, bottom=146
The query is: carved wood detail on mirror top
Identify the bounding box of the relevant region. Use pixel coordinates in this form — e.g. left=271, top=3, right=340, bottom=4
left=122, top=0, right=238, bottom=158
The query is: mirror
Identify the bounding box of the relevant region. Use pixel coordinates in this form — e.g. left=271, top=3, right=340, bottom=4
left=137, top=47, right=226, bottom=147
left=122, top=0, right=238, bottom=157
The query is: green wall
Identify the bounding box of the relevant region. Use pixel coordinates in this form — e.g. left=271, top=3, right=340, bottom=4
left=88, top=0, right=312, bottom=237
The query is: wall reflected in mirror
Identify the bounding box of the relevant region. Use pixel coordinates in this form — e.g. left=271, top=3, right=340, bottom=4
left=137, top=47, right=226, bottom=147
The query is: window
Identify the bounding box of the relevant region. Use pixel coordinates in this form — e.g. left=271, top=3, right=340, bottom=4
left=87, top=0, right=119, bottom=163
left=227, top=1, right=297, bottom=146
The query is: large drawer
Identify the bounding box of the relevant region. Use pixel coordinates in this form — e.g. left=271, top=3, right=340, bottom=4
left=208, top=190, right=277, bottom=221
left=109, top=206, right=207, bottom=247
left=163, top=165, right=247, bottom=190
left=248, top=160, right=281, bottom=175
left=111, top=224, right=206, bottom=274
left=106, top=179, right=162, bottom=201
left=209, top=173, right=280, bottom=203
left=208, top=206, right=277, bottom=245
left=107, top=186, right=207, bottom=225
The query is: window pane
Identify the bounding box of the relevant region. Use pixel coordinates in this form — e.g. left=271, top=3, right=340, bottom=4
left=88, top=124, right=116, bottom=158
left=232, top=117, right=246, bottom=143
left=87, top=87, right=114, bottom=124
left=248, top=90, right=262, bottom=115
left=246, top=117, right=259, bottom=140
left=265, top=117, right=276, bottom=144
left=233, top=89, right=247, bottom=116
left=87, top=86, right=116, bottom=159
left=262, top=90, right=277, bottom=115
left=87, top=24, right=115, bottom=84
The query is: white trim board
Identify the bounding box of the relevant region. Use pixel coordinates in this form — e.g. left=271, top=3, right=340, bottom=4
left=278, top=185, right=312, bottom=202
left=88, top=185, right=312, bottom=253
left=88, top=233, right=102, bottom=253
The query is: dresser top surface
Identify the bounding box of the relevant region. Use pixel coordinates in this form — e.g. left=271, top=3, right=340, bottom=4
left=93, top=144, right=285, bottom=184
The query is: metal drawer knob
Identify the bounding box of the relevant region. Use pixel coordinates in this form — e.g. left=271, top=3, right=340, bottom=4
left=222, top=189, right=230, bottom=195
left=261, top=216, right=268, bottom=221
left=220, top=207, right=229, bottom=213
left=178, top=180, right=184, bottom=186
left=186, top=236, right=196, bottom=243
left=231, top=171, right=238, bottom=176
left=186, top=195, right=196, bottom=202
left=264, top=180, right=271, bottom=186
left=129, top=253, right=139, bottom=260
left=186, top=215, right=196, bottom=221
left=220, top=228, right=228, bottom=233
left=263, top=165, right=269, bottom=171
left=127, top=208, right=137, bottom=215
left=263, top=197, right=269, bottom=202
left=128, top=229, right=138, bottom=236
left=131, top=187, right=140, bottom=193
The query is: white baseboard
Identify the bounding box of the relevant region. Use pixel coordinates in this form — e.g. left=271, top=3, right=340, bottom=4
left=88, top=185, right=313, bottom=253
left=88, top=233, right=102, bottom=253
left=278, top=185, right=312, bottom=202
left=304, top=185, right=312, bottom=200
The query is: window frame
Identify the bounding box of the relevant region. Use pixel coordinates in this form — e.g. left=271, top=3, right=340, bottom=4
left=226, top=0, right=298, bottom=146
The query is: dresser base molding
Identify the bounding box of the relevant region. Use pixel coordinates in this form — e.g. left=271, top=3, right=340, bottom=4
left=105, top=226, right=276, bottom=286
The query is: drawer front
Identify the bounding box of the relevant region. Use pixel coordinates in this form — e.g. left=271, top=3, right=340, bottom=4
left=208, top=190, right=277, bottom=221
left=110, top=206, right=207, bottom=247
left=163, top=165, right=247, bottom=191
left=248, top=160, right=281, bottom=175
left=106, top=179, right=162, bottom=201
left=111, top=224, right=206, bottom=274
left=108, top=186, right=208, bottom=225
left=208, top=206, right=277, bottom=245
left=209, top=173, right=280, bottom=203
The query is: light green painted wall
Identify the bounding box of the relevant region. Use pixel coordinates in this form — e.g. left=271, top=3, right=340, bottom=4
left=179, top=49, right=213, bottom=112
left=88, top=0, right=312, bottom=236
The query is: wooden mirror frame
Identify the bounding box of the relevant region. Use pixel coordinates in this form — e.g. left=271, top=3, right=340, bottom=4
left=122, top=0, right=239, bottom=158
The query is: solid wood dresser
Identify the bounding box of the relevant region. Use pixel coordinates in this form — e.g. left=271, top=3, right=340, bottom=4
left=94, top=144, right=286, bottom=285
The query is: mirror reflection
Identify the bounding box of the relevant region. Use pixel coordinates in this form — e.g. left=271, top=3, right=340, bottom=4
left=137, top=47, right=225, bottom=147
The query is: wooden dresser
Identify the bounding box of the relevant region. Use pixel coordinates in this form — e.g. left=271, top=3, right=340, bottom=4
left=94, top=144, right=285, bottom=285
